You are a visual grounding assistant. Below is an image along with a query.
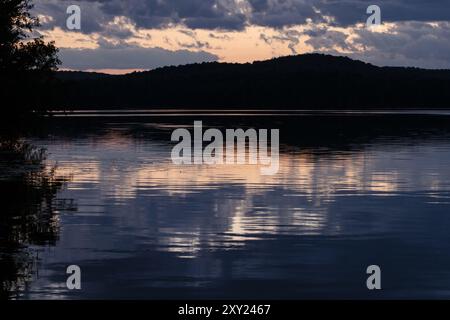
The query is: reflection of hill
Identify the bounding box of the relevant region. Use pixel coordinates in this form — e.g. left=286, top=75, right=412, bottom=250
left=54, top=54, right=450, bottom=109
left=42, top=113, right=450, bottom=152
left=0, top=140, right=75, bottom=299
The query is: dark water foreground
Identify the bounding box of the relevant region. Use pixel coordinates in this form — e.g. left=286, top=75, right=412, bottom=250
left=2, top=112, right=450, bottom=299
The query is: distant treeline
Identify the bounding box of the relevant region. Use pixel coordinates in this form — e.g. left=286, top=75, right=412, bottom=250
left=52, top=54, right=450, bottom=110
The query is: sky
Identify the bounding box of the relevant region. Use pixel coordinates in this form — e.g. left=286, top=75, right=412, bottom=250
left=32, top=0, right=450, bottom=74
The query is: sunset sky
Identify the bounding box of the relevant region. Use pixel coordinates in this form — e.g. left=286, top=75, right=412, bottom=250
left=32, top=0, right=450, bottom=74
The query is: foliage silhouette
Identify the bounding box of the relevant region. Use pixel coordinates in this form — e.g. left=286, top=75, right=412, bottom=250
left=0, top=0, right=60, bottom=119
left=54, top=54, right=450, bottom=110
left=0, top=139, right=74, bottom=299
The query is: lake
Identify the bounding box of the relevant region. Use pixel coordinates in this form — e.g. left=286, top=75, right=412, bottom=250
left=2, top=111, right=450, bottom=299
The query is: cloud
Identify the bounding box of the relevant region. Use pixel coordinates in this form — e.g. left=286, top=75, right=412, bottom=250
left=260, top=29, right=303, bottom=54
left=209, top=32, right=231, bottom=40
left=318, top=0, right=450, bottom=26
left=248, top=0, right=322, bottom=28
left=34, top=0, right=108, bottom=33
left=176, top=29, right=213, bottom=49
left=99, top=0, right=250, bottom=30
left=33, top=0, right=450, bottom=69
left=59, top=45, right=219, bottom=70
left=35, top=0, right=450, bottom=31
left=305, top=21, right=450, bottom=69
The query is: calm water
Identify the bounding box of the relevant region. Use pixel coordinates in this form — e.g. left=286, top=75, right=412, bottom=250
left=3, top=113, right=450, bottom=299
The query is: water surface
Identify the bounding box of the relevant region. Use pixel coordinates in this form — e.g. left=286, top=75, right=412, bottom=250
left=3, top=113, right=450, bottom=299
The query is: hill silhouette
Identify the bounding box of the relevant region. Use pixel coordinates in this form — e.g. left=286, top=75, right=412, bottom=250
left=54, top=54, right=450, bottom=109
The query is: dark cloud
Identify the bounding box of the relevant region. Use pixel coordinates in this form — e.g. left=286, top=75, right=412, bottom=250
left=34, top=0, right=450, bottom=31
left=98, top=0, right=249, bottom=30
left=304, top=28, right=351, bottom=51
left=59, top=44, right=219, bottom=70
left=100, top=18, right=134, bottom=38
left=353, top=21, right=450, bottom=68
left=34, top=0, right=107, bottom=33
left=250, top=0, right=450, bottom=28
left=177, top=40, right=212, bottom=49
left=248, top=0, right=323, bottom=27
left=319, top=0, right=450, bottom=26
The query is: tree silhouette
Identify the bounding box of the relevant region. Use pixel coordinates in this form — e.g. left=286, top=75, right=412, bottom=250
left=0, top=0, right=60, bottom=118
left=55, top=54, right=450, bottom=110
left=0, top=140, right=74, bottom=299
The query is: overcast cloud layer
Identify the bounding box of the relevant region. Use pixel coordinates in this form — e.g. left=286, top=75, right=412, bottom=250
left=36, top=0, right=450, bottom=31
left=59, top=45, right=218, bottom=70
left=32, top=0, right=450, bottom=70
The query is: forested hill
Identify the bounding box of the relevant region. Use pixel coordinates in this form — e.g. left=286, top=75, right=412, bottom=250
left=53, top=54, right=450, bottom=109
